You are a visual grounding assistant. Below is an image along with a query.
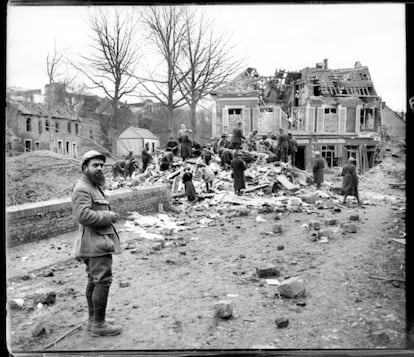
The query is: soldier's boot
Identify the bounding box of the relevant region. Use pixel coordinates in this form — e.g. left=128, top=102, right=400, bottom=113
left=90, top=283, right=122, bottom=337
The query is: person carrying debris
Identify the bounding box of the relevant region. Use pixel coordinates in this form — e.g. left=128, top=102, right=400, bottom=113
left=219, top=147, right=233, bottom=169
left=182, top=165, right=197, bottom=201
left=231, top=122, right=245, bottom=150
left=160, top=151, right=174, bottom=171
left=277, top=128, right=290, bottom=163
left=288, top=132, right=298, bottom=166
left=166, top=137, right=179, bottom=156
left=141, top=143, right=152, bottom=172
left=312, top=151, right=325, bottom=190
left=198, top=162, right=215, bottom=193
left=231, top=150, right=247, bottom=196
left=72, top=150, right=122, bottom=337
left=341, top=156, right=361, bottom=205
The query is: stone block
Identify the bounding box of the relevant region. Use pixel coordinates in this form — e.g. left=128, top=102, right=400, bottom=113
left=9, top=299, right=24, bottom=310
left=277, top=277, right=305, bottom=298
left=325, top=218, right=337, bottom=225
left=152, top=242, right=162, bottom=250
left=31, top=323, right=47, bottom=337
left=309, top=220, right=320, bottom=230
left=119, top=281, right=130, bottom=288
left=317, top=230, right=333, bottom=238
left=299, top=192, right=319, bottom=204
left=349, top=214, right=359, bottom=221
left=31, top=290, right=56, bottom=305
left=214, top=300, right=233, bottom=319
left=256, top=264, right=280, bottom=278
left=343, top=223, right=358, bottom=233
left=277, top=245, right=284, bottom=251
left=272, top=224, right=283, bottom=234
left=275, top=317, right=289, bottom=328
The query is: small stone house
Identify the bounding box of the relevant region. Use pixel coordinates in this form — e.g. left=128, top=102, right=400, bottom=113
left=115, top=126, right=160, bottom=158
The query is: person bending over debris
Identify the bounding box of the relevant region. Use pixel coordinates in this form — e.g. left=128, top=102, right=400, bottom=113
left=201, top=146, right=213, bottom=165
left=166, top=137, right=179, bottom=156
left=192, top=141, right=202, bottom=157
left=141, top=143, right=152, bottom=173
left=220, top=147, right=233, bottom=169
left=198, top=162, right=215, bottom=193
left=182, top=165, right=197, bottom=201
left=160, top=151, right=174, bottom=171
left=341, top=156, right=361, bottom=205
left=72, top=150, right=122, bottom=337
left=218, top=134, right=231, bottom=150
left=231, top=150, right=247, bottom=196
left=312, top=151, right=325, bottom=190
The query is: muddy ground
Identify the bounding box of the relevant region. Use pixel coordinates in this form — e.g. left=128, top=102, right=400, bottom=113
left=6, top=175, right=406, bottom=352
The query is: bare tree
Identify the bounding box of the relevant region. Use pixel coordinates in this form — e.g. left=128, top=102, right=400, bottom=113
left=139, top=6, right=189, bottom=135
left=176, top=9, right=244, bottom=135
left=72, top=9, right=141, bottom=130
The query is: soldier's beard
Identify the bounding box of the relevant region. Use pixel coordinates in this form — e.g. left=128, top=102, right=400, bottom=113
left=86, top=171, right=106, bottom=186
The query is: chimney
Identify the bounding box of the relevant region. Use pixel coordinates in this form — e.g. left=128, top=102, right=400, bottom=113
left=323, top=58, right=328, bottom=69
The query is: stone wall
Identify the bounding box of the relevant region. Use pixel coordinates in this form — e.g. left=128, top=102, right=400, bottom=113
left=6, top=184, right=172, bottom=247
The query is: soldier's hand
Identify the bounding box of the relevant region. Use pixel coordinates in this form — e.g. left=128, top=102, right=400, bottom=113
left=109, top=212, right=120, bottom=223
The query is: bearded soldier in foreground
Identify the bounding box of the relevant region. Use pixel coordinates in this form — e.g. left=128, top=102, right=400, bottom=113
left=72, top=150, right=122, bottom=337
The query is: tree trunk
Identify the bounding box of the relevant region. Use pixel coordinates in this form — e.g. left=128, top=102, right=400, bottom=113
left=190, top=101, right=197, bottom=138
left=168, top=107, right=174, bottom=137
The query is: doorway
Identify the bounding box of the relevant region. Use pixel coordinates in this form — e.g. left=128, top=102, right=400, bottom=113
left=295, top=146, right=306, bottom=170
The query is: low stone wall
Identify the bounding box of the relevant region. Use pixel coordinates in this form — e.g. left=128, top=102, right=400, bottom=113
left=6, top=184, right=172, bottom=247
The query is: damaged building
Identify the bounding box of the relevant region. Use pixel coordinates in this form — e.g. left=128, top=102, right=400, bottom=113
left=211, top=60, right=383, bottom=172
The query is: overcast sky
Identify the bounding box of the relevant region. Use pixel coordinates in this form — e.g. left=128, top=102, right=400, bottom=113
left=7, top=3, right=406, bottom=112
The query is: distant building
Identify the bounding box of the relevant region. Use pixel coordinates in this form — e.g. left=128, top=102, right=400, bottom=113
left=211, top=60, right=383, bottom=171
left=115, top=126, right=160, bottom=157
left=6, top=99, right=82, bottom=157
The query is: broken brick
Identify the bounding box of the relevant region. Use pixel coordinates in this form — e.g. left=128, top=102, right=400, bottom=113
left=214, top=300, right=233, bottom=319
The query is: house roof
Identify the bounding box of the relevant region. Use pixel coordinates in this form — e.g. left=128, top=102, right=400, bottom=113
left=118, top=126, right=159, bottom=140
left=7, top=99, right=80, bottom=121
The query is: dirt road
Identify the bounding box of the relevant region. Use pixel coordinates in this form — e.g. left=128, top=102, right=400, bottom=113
left=7, top=182, right=405, bottom=352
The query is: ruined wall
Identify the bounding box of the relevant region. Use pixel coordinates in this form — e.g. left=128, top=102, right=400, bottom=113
left=6, top=184, right=172, bottom=247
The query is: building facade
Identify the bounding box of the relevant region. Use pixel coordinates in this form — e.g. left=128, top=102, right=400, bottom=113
left=6, top=99, right=82, bottom=157
left=211, top=61, right=383, bottom=172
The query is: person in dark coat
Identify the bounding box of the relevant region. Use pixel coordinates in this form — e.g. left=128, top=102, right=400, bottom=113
left=182, top=166, right=197, bottom=201
left=180, top=134, right=193, bottom=160
left=231, top=122, right=245, bottom=150
left=219, top=147, right=233, bottom=169
left=277, top=128, right=290, bottom=163
left=192, top=141, right=202, bottom=157
left=141, top=143, right=152, bottom=173
left=312, top=151, right=325, bottom=189
left=288, top=132, right=298, bottom=166
left=166, top=137, right=179, bottom=156
left=160, top=151, right=174, bottom=171
left=342, top=156, right=361, bottom=205
left=231, top=150, right=247, bottom=196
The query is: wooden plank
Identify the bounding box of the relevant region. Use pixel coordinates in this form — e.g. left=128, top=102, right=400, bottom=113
left=244, top=184, right=270, bottom=193
left=275, top=174, right=300, bottom=190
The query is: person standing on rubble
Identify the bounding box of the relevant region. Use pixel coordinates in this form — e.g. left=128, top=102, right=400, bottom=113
left=312, top=151, right=325, bottom=190
left=180, top=134, right=193, bottom=161
left=182, top=165, right=197, bottom=201
left=231, top=150, right=247, bottom=196
left=341, top=156, right=362, bottom=205
left=141, top=143, right=152, bottom=173
left=277, top=128, right=290, bottom=163
left=72, top=150, right=122, bottom=337
left=288, top=132, right=298, bottom=166
left=231, top=122, right=245, bottom=150
left=201, top=145, right=213, bottom=165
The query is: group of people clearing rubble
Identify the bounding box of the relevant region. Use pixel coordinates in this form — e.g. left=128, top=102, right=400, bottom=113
left=71, top=132, right=361, bottom=336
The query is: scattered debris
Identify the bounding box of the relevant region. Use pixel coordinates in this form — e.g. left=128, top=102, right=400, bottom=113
left=9, top=299, right=25, bottom=310
left=119, top=282, right=130, bottom=288
left=31, top=322, right=47, bottom=337
left=256, top=264, right=280, bottom=278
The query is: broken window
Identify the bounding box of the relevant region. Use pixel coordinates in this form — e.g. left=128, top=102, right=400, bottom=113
left=324, top=107, right=339, bottom=132
left=360, top=108, right=374, bottom=131
left=26, top=118, right=31, bottom=132
left=68, top=122, right=72, bottom=134
left=55, top=121, right=60, bottom=133
left=35, top=141, right=40, bottom=151
left=38, top=120, right=42, bottom=134
left=321, top=145, right=340, bottom=168
left=57, top=140, right=63, bottom=154
left=75, top=123, right=79, bottom=135
left=228, top=108, right=242, bottom=115
left=89, top=129, right=93, bottom=139
left=25, top=140, right=31, bottom=152
left=45, top=120, right=50, bottom=132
